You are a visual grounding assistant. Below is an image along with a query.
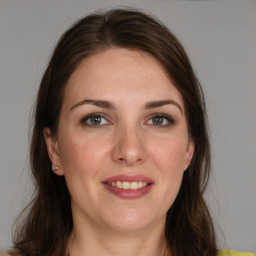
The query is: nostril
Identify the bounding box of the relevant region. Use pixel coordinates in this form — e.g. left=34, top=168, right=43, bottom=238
left=117, top=156, right=143, bottom=164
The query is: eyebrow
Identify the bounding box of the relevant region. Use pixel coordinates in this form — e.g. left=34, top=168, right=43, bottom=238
left=70, top=99, right=183, bottom=114
left=145, top=100, right=183, bottom=114
left=70, top=99, right=115, bottom=111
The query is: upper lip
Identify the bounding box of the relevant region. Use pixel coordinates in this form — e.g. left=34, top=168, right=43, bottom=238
left=102, top=175, right=154, bottom=184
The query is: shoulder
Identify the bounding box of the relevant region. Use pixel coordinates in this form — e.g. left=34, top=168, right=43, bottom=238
left=0, top=251, right=11, bottom=256
left=219, top=250, right=256, bottom=256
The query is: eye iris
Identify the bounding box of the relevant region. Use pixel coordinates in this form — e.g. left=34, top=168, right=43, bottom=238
left=152, top=117, right=163, bottom=125
left=90, top=116, right=101, bottom=125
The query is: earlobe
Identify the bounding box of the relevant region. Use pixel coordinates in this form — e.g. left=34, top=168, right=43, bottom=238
left=43, top=127, right=64, bottom=176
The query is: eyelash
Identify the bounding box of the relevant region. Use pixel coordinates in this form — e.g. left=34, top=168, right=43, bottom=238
left=80, top=113, right=175, bottom=128
left=80, top=113, right=111, bottom=127
left=146, top=113, right=175, bottom=128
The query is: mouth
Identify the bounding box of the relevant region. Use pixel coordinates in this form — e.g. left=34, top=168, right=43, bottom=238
left=105, top=181, right=149, bottom=190
left=102, top=175, right=154, bottom=199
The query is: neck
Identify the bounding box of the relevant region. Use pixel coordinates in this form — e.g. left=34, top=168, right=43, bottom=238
left=68, top=215, right=170, bottom=256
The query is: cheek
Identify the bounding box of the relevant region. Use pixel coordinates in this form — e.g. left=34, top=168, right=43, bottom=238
left=58, top=135, right=109, bottom=176
left=150, top=136, right=187, bottom=171
left=150, top=136, right=187, bottom=196
left=57, top=135, right=110, bottom=201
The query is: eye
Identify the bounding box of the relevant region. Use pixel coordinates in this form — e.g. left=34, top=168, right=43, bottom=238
left=80, top=113, right=110, bottom=127
left=147, top=114, right=175, bottom=127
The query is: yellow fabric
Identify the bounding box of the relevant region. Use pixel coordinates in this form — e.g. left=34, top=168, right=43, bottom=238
left=219, top=250, right=256, bottom=256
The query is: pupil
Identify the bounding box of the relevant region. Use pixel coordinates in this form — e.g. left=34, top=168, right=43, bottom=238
left=91, top=116, right=101, bottom=125
left=153, top=117, right=163, bottom=125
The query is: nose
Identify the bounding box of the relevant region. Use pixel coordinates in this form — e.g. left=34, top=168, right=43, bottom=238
left=111, top=125, right=146, bottom=166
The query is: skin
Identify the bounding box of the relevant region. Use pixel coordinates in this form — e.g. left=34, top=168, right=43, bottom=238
left=44, top=48, right=194, bottom=256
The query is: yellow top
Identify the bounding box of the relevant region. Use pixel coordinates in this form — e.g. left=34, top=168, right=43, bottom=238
left=219, top=250, right=256, bottom=256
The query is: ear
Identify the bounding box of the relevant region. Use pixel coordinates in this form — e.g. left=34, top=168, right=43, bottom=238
left=184, top=137, right=195, bottom=171
left=43, top=127, right=64, bottom=176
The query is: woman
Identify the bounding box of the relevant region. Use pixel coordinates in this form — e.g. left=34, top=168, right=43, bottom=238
left=4, top=8, right=255, bottom=256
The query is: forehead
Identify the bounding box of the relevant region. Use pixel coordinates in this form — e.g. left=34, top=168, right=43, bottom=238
left=64, top=48, right=184, bottom=108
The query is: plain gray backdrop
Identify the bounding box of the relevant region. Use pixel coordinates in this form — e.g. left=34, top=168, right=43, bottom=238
left=0, top=0, right=255, bottom=253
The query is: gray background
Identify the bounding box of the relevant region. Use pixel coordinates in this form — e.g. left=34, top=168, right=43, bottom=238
left=0, top=0, right=255, bottom=253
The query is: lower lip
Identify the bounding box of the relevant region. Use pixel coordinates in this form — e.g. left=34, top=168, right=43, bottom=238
left=103, top=183, right=153, bottom=199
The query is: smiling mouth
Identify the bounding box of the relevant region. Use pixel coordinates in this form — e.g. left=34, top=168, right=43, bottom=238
left=102, top=175, right=154, bottom=199
left=105, top=181, right=149, bottom=190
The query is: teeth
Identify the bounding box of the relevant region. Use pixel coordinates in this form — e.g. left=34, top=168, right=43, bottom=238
left=122, top=181, right=130, bottom=189
left=116, top=181, right=122, bottom=189
left=130, top=182, right=138, bottom=190
left=107, top=181, right=149, bottom=189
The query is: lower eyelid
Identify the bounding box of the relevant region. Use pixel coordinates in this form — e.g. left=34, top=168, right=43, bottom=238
left=148, top=114, right=175, bottom=125
left=80, top=114, right=109, bottom=125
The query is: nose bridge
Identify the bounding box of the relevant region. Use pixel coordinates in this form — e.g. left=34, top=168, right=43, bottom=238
left=112, top=121, right=146, bottom=165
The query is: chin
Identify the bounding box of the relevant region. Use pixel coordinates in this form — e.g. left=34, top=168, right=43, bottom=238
left=100, top=208, right=163, bottom=233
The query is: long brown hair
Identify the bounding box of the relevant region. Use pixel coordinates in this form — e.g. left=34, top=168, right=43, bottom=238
left=10, top=9, right=217, bottom=256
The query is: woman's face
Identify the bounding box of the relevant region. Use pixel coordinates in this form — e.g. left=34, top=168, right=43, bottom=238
left=44, top=48, right=194, bottom=233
